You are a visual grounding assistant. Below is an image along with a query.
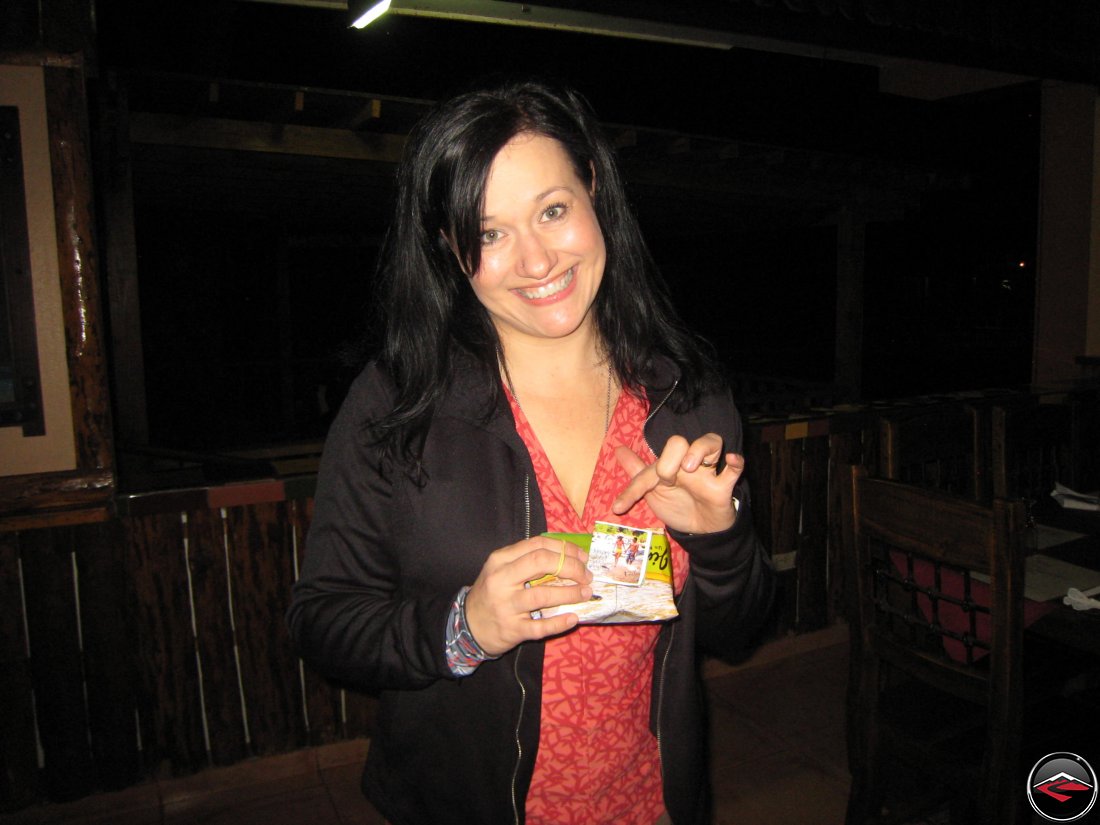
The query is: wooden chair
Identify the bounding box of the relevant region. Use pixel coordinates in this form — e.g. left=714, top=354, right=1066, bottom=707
left=878, top=405, right=985, bottom=502
left=991, top=399, right=1074, bottom=502
left=843, top=464, right=1028, bottom=825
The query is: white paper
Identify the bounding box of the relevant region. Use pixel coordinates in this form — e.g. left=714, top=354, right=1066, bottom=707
left=1051, top=482, right=1100, bottom=511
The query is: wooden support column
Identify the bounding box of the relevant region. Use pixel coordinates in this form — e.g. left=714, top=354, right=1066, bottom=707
left=1034, top=80, right=1097, bottom=384
left=94, top=75, right=149, bottom=446
left=1089, top=96, right=1100, bottom=358
left=834, top=205, right=866, bottom=397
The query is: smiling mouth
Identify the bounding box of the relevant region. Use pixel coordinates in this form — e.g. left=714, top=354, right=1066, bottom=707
left=516, top=267, right=575, bottom=300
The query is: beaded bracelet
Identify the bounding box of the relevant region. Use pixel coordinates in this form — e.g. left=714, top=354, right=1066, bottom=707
left=444, top=586, right=499, bottom=676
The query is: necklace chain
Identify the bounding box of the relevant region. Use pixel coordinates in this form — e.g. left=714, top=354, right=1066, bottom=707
left=501, top=360, right=613, bottom=434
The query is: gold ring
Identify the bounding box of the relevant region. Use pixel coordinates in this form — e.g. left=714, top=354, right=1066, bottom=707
left=700, top=460, right=717, bottom=468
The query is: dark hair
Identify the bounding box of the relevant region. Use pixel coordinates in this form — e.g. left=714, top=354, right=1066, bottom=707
left=372, top=76, right=721, bottom=469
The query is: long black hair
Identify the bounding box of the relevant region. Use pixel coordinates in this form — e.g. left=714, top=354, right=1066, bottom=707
left=371, top=76, right=722, bottom=468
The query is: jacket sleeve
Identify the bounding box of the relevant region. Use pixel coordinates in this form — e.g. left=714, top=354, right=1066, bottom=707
left=286, top=365, right=455, bottom=692
left=663, top=389, right=776, bottom=659
left=669, top=482, right=775, bottom=658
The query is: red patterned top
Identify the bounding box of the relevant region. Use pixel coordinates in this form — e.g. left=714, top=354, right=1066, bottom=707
left=507, top=386, right=689, bottom=825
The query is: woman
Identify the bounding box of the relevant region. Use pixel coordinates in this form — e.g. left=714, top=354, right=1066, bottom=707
left=288, top=76, right=774, bottom=825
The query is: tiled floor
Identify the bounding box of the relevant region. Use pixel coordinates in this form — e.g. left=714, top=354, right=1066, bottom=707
left=1, top=626, right=853, bottom=825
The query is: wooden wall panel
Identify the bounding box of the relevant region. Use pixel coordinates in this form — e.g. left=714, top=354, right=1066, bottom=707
left=20, top=529, right=94, bottom=801
left=226, top=501, right=307, bottom=755
left=184, top=508, right=248, bottom=766
left=125, top=512, right=206, bottom=774
left=73, top=520, right=141, bottom=790
left=0, top=532, right=38, bottom=811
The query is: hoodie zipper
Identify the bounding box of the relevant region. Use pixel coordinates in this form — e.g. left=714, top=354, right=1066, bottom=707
left=642, top=379, right=678, bottom=459
left=644, top=380, right=678, bottom=799
left=511, top=473, right=532, bottom=825
left=511, top=646, right=527, bottom=825
left=654, top=621, right=676, bottom=791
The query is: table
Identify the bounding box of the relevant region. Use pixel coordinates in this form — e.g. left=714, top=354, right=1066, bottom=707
left=1025, top=499, right=1100, bottom=657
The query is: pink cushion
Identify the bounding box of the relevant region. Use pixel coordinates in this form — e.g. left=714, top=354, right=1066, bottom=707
left=889, top=551, right=1055, bottom=663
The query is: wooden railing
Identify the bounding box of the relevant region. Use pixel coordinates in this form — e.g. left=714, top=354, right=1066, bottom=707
left=2, top=382, right=1097, bottom=812
left=0, top=482, right=374, bottom=810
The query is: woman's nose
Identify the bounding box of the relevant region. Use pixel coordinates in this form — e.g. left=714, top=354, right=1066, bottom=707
left=516, top=232, right=553, bottom=279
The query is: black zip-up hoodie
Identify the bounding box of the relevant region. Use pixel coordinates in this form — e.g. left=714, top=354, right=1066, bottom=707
left=288, top=357, right=775, bottom=825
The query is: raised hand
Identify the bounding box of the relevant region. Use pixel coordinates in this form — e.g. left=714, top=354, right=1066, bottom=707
left=611, top=433, right=742, bottom=535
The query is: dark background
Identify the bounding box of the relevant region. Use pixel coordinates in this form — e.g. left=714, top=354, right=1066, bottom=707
left=91, top=1, right=1041, bottom=450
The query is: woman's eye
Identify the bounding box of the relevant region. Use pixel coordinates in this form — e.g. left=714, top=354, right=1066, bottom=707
left=542, top=203, right=567, bottom=221
left=480, top=229, right=500, bottom=245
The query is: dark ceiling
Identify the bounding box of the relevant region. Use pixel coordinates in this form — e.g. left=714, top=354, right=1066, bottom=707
left=94, top=0, right=1039, bottom=241
left=74, top=0, right=1054, bottom=419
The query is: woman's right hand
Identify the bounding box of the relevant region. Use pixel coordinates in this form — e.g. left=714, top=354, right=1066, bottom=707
left=464, top=537, right=593, bottom=657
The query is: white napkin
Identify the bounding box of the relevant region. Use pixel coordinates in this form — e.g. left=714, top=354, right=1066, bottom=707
left=1064, top=585, right=1100, bottom=611
left=1051, top=482, right=1100, bottom=511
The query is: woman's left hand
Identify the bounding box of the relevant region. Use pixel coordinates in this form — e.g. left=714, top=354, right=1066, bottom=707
left=611, top=433, right=742, bottom=534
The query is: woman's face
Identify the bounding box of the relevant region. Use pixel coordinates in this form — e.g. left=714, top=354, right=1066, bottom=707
left=466, top=132, right=606, bottom=348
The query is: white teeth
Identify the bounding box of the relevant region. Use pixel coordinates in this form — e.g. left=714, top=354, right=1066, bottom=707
left=517, top=267, right=574, bottom=299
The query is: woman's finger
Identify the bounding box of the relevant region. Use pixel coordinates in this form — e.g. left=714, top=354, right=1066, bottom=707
left=610, top=445, right=659, bottom=514
left=653, top=435, right=690, bottom=483
left=678, top=433, right=725, bottom=473
left=517, top=542, right=589, bottom=584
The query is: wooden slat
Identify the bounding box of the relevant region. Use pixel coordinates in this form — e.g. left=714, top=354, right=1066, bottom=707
left=827, top=430, right=865, bottom=621
left=73, top=521, right=141, bottom=790
left=225, top=501, right=307, bottom=755
left=0, top=532, right=38, bottom=811
left=796, top=436, right=829, bottom=631
left=184, top=508, right=248, bottom=766
left=125, top=513, right=206, bottom=773
left=771, top=438, right=804, bottom=632
left=20, top=529, right=94, bottom=801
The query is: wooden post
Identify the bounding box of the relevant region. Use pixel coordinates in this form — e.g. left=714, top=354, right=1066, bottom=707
left=1034, top=81, right=1097, bottom=384
left=835, top=205, right=866, bottom=398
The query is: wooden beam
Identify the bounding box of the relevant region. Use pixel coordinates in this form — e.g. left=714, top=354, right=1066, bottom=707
left=129, top=112, right=407, bottom=163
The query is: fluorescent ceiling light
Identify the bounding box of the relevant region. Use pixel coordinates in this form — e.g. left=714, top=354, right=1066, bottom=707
left=351, top=0, right=391, bottom=28
left=347, top=0, right=735, bottom=49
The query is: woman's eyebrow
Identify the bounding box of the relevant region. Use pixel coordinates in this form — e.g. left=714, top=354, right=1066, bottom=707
left=481, top=186, right=576, bottom=222
left=534, top=184, right=573, bottom=202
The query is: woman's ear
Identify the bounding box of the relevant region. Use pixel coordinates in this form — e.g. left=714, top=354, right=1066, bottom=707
left=589, top=161, right=598, bottom=199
